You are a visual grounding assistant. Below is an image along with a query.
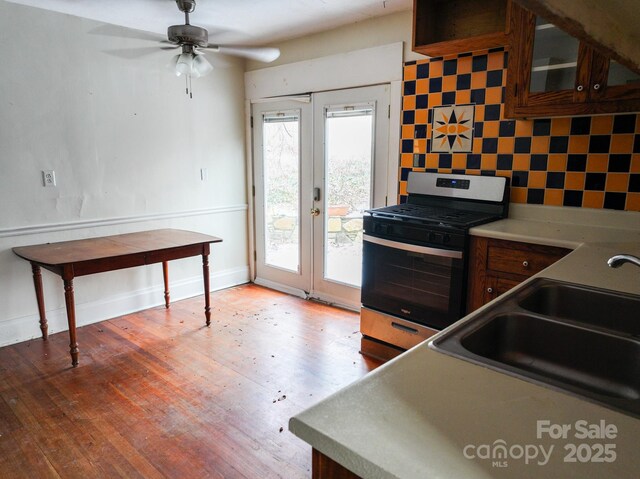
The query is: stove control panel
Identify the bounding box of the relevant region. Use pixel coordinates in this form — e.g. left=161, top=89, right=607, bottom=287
left=436, top=178, right=470, bottom=190
left=365, top=216, right=464, bottom=250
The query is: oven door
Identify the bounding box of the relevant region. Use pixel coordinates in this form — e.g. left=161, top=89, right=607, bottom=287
left=361, top=234, right=466, bottom=330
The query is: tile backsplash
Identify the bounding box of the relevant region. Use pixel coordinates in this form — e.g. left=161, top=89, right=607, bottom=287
left=400, top=48, right=640, bottom=211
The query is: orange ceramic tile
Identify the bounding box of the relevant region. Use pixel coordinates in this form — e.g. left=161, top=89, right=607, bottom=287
left=510, top=187, right=528, bottom=203
left=452, top=154, right=467, bottom=170
left=416, top=79, right=430, bottom=95
left=582, top=191, right=604, bottom=209
left=456, top=90, right=471, bottom=104
left=474, top=105, right=485, bottom=122
left=402, top=125, right=414, bottom=139
left=415, top=139, right=427, bottom=152
left=568, top=136, right=589, bottom=153
left=590, top=116, right=613, bottom=135
left=443, top=75, right=457, bottom=92
left=404, top=64, right=417, bottom=81
left=400, top=154, right=414, bottom=167
left=545, top=190, right=564, bottom=206
left=531, top=136, right=550, bottom=154
left=403, top=96, right=416, bottom=111
left=547, top=154, right=567, bottom=171
left=483, top=121, right=500, bottom=137
left=528, top=171, right=547, bottom=188
left=439, top=168, right=453, bottom=174
left=487, top=51, right=504, bottom=71
left=515, top=120, right=533, bottom=136
left=481, top=155, right=497, bottom=170
left=631, top=154, right=640, bottom=173
left=428, top=93, right=443, bottom=108
left=626, top=193, right=640, bottom=211
left=426, top=155, right=439, bottom=169
left=399, top=181, right=408, bottom=195
left=473, top=137, right=484, bottom=152
left=471, top=71, right=488, bottom=89
left=610, top=134, right=634, bottom=154
left=513, top=154, right=530, bottom=170
left=430, top=61, right=443, bottom=78
left=606, top=173, right=630, bottom=192
left=457, top=56, right=472, bottom=74
left=498, top=137, right=515, bottom=153
left=586, top=154, right=608, bottom=172
left=415, top=109, right=428, bottom=124
left=485, top=87, right=503, bottom=105
left=565, top=172, right=585, bottom=190
left=550, top=117, right=571, bottom=136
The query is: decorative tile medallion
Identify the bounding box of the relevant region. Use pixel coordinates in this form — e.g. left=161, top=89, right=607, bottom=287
left=431, top=105, right=474, bottom=153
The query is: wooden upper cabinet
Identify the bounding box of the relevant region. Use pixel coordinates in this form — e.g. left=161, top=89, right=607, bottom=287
left=505, top=3, right=640, bottom=118
left=412, top=0, right=510, bottom=57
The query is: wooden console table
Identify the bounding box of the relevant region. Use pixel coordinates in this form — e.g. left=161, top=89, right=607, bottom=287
left=13, top=229, right=222, bottom=367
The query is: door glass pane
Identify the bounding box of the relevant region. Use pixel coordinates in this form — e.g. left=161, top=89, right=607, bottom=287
left=608, top=60, right=640, bottom=87
left=263, top=112, right=300, bottom=272
left=530, top=17, right=580, bottom=92
left=324, top=107, right=373, bottom=287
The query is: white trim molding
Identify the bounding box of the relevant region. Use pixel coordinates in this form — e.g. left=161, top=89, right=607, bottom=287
left=0, top=205, right=248, bottom=238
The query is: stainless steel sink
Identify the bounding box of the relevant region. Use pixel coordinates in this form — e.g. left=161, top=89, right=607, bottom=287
left=519, top=280, right=640, bottom=337
left=430, top=278, right=640, bottom=417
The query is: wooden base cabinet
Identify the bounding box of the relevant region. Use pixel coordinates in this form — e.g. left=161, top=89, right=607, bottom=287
left=467, top=236, right=571, bottom=312
left=312, top=449, right=362, bottom=479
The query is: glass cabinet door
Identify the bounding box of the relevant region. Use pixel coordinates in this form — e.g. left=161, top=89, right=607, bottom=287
left=529, top=17, right=581, bottom=93
left=607, top=59, right=640, bottom=87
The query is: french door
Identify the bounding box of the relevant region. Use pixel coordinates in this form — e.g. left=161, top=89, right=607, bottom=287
left=252, top=85, right=391, bottom=309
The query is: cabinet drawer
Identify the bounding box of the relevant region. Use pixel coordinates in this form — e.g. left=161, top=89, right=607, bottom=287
left=487, top=245, right=568, bottom=276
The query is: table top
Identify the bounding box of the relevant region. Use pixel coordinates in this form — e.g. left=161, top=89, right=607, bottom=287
left=13, top=229, right=222, bottom=266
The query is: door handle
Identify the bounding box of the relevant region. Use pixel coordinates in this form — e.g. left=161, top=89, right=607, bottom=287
left=310, top=208, right=320, bottom=217
left=313, top=187, right=321, bottom=202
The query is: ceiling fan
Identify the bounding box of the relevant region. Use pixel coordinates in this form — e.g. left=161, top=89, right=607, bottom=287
left=152, top=0, right=281, bottom=96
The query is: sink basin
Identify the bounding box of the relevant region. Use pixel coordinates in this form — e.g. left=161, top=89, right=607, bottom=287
left=431, top=278, right=640, bottom=417
left=519, top=280, right=640, bottom=337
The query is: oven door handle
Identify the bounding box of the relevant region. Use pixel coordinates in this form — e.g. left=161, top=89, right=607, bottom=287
left=363, top=234, right=463, bottom=259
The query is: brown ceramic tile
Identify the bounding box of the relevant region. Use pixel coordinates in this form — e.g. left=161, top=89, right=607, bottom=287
left=498, top=137, right=515, bottom=153
left=430, top=61, right=443, bottom=77
left=565, top=172, right=586, bottom=190
left=568, top=136, right=589, bottom=154
left=586, top=154, right=609, bottom=172
left=610, top=134, right=634, bottom=154
left=528, top=171, right=547, bottom=188
left=513, top=154, right=530, bottom=170
left=547, top=154, right=567, bottom=171
left=583, top=191, right=605, bottom=208
left=531, top=136, right=550, bottom=154
left=606, top=173, right=630, bottom=192
left=456, top=90, right=471, bottom=104
left=591, top=116, right=613, bottom=135
left=481, top=155, right=497, bottom=170
left=515, top=120, right=534, bottom=136
left=627, top=193, right=640, bottom=211
left=471, top=71, right=487, bottom=89
left=485, top=87, right=503, bottom=105
left=545, top=189, right=564, bottom=206
left=483, top=121, right=500, bottom=137
left=443, top=75, right=457, bottom=92
left=487, top=52, right=504, bottom=71
left=510, top=187, right=528, bottom=203
left=551, top=117, right=571, bottom=136
left=458, top=56, right=472, bottom=74
left=631, top=155, right=640, bottom=173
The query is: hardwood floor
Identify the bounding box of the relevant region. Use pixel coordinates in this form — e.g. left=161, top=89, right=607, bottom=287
left=0, top=284, right=381, bottom=478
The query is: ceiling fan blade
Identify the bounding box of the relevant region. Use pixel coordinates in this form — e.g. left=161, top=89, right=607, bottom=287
left=103, top=46, right=167, bottom=60
left=212, top=46, right=281, bottom=63
left=89, top=24, right=166, bottom=43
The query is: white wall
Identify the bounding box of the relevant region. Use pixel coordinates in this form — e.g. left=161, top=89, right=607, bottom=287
left=0, top=1, right=250, bottom=346
left=245, top=9, right=421, bottom=72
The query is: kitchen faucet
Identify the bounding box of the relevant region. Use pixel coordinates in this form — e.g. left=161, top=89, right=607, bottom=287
left=607, top=254, right=640, bottom=269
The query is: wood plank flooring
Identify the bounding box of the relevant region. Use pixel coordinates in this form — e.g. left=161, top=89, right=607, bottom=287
left=0, top=284, right=381, bottom=478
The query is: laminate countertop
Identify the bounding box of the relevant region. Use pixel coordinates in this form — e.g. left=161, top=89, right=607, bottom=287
left=289, top=204, right=640, bottom=478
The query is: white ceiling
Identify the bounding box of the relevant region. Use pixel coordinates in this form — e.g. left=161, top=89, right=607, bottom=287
left=6, top=0, right=413, bottom=46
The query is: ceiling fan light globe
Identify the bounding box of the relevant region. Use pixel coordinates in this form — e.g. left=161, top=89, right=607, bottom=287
left=175, top=52, right=194, bottom=75
left=193, top=54, right=213, bottom=77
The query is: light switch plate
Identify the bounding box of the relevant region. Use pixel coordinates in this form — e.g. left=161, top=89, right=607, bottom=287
left=42, top=170, right=56, bottom=187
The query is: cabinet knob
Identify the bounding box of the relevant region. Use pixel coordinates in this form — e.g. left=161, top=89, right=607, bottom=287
left=576, top=85, right=584, bottom=92
left=487, top=287, right=494, bottom=294
left=593, top=83, right=601, bottom=90
left=523, top=260, right=529, bottom=268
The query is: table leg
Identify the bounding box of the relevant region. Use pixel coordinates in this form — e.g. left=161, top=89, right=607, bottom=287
left=202, top=253, right=211, bottom=326
left=30, top=263, right=48, bottom=339
left=63, top=276, right=79, bottom=367
left=162, top=261, right=170, bottom=308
